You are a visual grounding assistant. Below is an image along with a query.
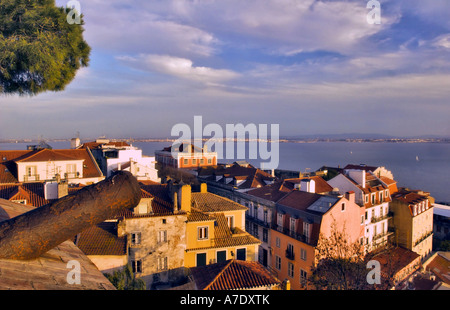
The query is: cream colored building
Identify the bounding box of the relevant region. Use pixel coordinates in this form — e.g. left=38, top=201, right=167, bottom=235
left=390, top=188, right=434, bottom=259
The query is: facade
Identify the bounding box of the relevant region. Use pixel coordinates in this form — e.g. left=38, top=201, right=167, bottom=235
left=271, top=188, right=362, bottom=290
left=327, top=167, right=396, bottom=252
left=80, top=139, right=160, bottom=182
left=185, top=183, right=261, bottom=268
left=390, top=188, right=434, bottom=258
left=433, top=203, right=450, bottom=244
left=155, top=143, right=217, bottom=170
left=0, top=148, right=104, bottom=185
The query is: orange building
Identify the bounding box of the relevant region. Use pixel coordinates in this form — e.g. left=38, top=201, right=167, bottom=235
left=270, top=188, right=363, bottom=290
left=155, top=143, right=217, bottom=170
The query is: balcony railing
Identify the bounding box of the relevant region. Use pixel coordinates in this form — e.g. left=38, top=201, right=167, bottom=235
left=285, top=249, right=295, bottom=260
left=371, top=214, right=392, bottom=224
left=246, top=213, right=271, bottom=228
left=23, top=174, right=40, bottom=182
left=272, top=224, right=317, bottom=246
left=414, top=231, right=433, bottom=247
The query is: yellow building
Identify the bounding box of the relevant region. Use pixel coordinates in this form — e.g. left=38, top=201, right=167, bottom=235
left=183, top=183, right=261, bottom=267
left=390, top=188, right=434, bottom=259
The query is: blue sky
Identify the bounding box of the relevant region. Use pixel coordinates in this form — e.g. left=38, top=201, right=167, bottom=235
left=1, top=0, right=449, bottom=139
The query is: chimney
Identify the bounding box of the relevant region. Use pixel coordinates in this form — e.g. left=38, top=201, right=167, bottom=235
left=179, top=184, right=191, bottom=213
left=57, top=181, right=68, bottom=199
left=200, top=183, right=207, bottom=193
left=300, top=179, right=315, bottom=193
left=173, top=191, right=178, bottom=212
left=345, top=191, right=355, bottom=203
left=44, top=182, right=58, bottom=200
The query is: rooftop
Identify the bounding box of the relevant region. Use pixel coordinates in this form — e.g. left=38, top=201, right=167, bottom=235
left=189, top=259, right=281, bottom=290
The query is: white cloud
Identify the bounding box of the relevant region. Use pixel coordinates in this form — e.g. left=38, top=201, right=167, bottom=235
left=118, top=54, right=239, bottom=84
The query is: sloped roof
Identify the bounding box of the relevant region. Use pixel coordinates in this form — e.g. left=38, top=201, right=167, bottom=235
left=0, top=148, right=103, bottom=181
left=75, top=222, right=127, bottom=256
left=0, top=183, right=51, bottom=208
left=190, top=259, right=281, bottom=290
left=191, top=192, right=247, bottom=212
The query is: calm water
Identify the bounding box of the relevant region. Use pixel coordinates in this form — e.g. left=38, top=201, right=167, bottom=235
left=1, top=141, right=449, bottom=202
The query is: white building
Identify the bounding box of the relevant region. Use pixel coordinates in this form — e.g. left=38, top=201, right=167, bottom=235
left=80, top=139, right=160, bottom=183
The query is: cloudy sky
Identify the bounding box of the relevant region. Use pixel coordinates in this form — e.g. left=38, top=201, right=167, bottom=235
left=1, top=0, right=450, bottom=140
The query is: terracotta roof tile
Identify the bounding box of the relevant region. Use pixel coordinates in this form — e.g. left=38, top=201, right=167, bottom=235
left=190, top=259, right=281, bottom=290
left=191, top=192, right=247, bottom=212
left=75, top=222, right=127, bottom=256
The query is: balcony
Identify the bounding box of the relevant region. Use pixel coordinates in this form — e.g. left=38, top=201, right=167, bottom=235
left=246, top=213, right=271, bottom=228
left=64, top=172, right=80, bottom=179
left=272, top=224, right=316, bottom=246
left=23, top=174, right=40, bottom=182
left=285, top=249, right=295, bottom=260
left=414, top=231, right=433, bottom=247
left=371, top=214, right=392, bottom=224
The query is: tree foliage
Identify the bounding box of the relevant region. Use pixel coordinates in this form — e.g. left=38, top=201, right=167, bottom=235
left=309, top=221, right=372, bottom=290
left=0, top=0, right=90, bottom=95
left=104, top=264, right=146, bottom=290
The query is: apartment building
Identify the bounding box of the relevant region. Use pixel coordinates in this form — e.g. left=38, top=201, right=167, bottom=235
left=327, top=167, right=396, bottom=252
left=271, top=188, right=362, bottom=290
left=390, top=188, right=434, bottom=259
left=155, top=143, right=217, bottom=170
left=185, top=183, right=261, bottom=268
left=79, top=139, right=160, bottom=182
left=0, top=148, right=104, bottom=185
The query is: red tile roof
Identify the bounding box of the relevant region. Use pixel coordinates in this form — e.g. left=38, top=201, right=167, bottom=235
left=0, top=149, right=103, bottom=181
left=75, top=222, right=127, bottom=256
left=0, top=183, right=51, bottom=208
left=190, top=259, right=281, bottom=290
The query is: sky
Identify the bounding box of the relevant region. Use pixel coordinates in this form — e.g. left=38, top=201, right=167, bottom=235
left=1, top=0, right=450, bottom=140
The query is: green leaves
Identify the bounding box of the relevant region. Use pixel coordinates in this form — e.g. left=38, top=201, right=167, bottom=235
left=0, top=0, right=90, bottom=96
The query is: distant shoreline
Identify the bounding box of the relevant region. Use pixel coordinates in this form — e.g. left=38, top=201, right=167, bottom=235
left=1, top=138, right=449, bottom=144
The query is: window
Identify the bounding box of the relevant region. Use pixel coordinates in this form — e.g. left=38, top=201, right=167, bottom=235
left=158, top=257, right=168, bottom=271
left=207, top=158, right=212, bottom=164
left=184, top=159, right=188, bottom=165
left=217, top=250, right=227, bottom=263
left=361, top=215, right=365, bottom=224
left=263, top=210, right=268, bottom=224
left=192, top=159, right=196, bottom=165
left=379, top=191, right=383, bottom=202
left=303, top=222, right=310, bottom=241
left=365, top=195, right=369, bottom=203
left=371, top=194, right=376, bottom=205
left=277, top=213, right=283, bottom=227
left=385, top=189, right=389, bottom=198
left=288, top=262, right=294, bottom=278
left=262, top=228, right=268, bottom=242
left=276, top=237, right=280, bottom=248
left=131, top=260, right=142, bottom=273
left=236, top=248, right=246, bottom=261
left=198, top=227, right=209, bottom=240
left=300, top=248, right=307, bottom=261
left=341, top=203, right=345, bottom=212
left=289, top=217, right=296, bottom=233
left=26, top=166, right=36, bottom=176
left=275, top=255, right=281, bottom=270
left=300, top=269, right=308, bottom=287
left=196, top=253, right=207, bottom=267
left=131, top=232, right=141, bottom=245
left=157, top=230, right=167, bottom=243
